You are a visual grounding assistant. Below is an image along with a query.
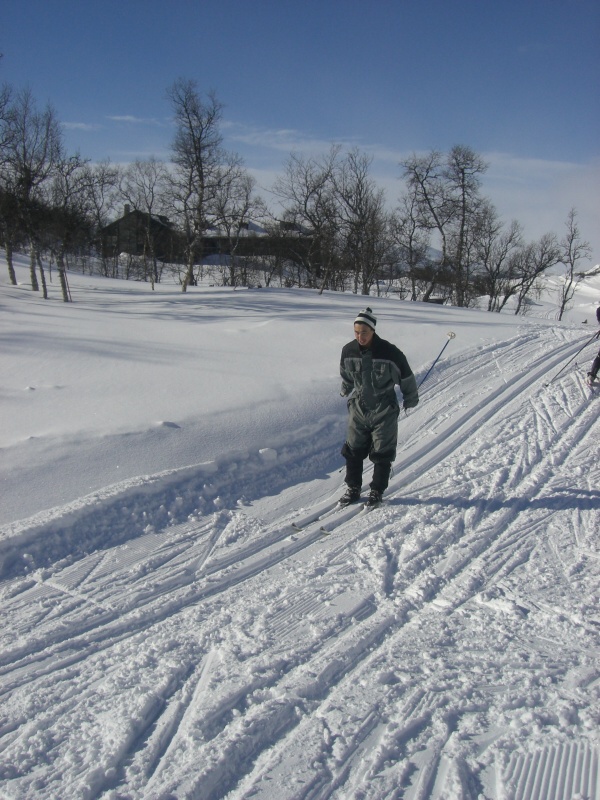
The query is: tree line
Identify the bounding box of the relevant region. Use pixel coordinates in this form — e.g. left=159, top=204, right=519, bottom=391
left=0, top=78, right=593, bottom=314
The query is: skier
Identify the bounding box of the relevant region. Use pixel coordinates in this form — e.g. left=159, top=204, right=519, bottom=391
left=587, top=305, right=600, bottom=385
left=339, top=307, right=419, bottom=508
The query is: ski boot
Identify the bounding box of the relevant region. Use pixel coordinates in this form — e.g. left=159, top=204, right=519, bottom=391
left=339, top=486, right=361, bottom=506
left=365, top=489, right=383, bottom=509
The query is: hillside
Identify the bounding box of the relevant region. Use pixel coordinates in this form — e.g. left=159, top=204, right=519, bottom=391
left=0, top=256, right=599, bottom=799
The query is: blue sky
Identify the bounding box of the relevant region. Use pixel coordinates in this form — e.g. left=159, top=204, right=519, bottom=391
left=2, top=0, right=599, bottom=261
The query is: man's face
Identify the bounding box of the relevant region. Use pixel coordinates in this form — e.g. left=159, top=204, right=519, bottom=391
left=354, top=323, right=375, bottom=347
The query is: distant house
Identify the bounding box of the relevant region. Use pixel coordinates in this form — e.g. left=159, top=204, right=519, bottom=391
left=99, top=207, right=314, bottom=267
left=99, top=205, right=183, bottom=262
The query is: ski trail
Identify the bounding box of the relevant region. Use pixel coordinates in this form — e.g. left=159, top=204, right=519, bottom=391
left=0, top=516, right=227, bottom=694
left=0, top=330, right=581, bottom=671
left=121, top=648, right=222, bottom=795
left=1, top=328, right=598, bottom=799
left=216, top=345, right=599, bottom=799
left=502, top=742, right=600, bottom=800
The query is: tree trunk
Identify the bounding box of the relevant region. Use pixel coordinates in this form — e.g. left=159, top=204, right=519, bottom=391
left=36, top=249, right=48, bottom=299
left=56, top=251, right=71, bottom=302
left=6, top=240, right=17, bottom=285
left=182, top=255, right=194, bottom=291
left=29, top=244, right=40, bottom=291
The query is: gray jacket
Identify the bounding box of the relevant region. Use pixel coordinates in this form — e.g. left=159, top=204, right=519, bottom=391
left=340, top=333, right=419, bottom=412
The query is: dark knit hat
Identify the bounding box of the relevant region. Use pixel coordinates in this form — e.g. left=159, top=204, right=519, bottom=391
left=354, top=307, right=377, bottom=330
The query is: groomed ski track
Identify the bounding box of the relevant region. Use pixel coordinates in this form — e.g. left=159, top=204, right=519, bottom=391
left=0, top=326, right=599, bottom=800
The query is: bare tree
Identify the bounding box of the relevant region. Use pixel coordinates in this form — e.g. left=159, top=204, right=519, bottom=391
left=444, top=145, right=488, bottom=306
left=389, top=193, right=432, bottom=300
left=46, top=153, right=93, bottom=300
left=0, top=83, right=18, bottom=284
left=274, top=146, right=395, bottom=293
left=81, top=159, right=121, bottom=276
left=334, top=148, right=391, bottom=295
left=0, top=82, right=11, bottom=147
left=513, top=233, right=561, bottom=315
left=1, top=87, right=63, bottom=294
left=557, top=208, right=592, bottom=321
left=400, top=150, right=455, bottom=300
left=120, top=157, right=170, bottom=287
left=476, top=210, right=523, bottom=312
left=272, top=146, right=341, bottom=290
left=400, top=146, right=488, bottom=305
left=213, top=166, right=266, bottom=287
left=167, top=79, right=238, bottom=291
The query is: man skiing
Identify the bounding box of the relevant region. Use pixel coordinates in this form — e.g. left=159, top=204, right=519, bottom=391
left=587, top=305, right=600, bottom=385
left=339, top=307, right=419, bottom=508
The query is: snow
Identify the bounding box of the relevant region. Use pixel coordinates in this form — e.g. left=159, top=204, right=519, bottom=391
left=1, top=252, right=599, bottom=799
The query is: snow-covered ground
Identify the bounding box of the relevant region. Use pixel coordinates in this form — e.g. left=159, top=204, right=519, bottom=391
left=1, top=254, right=599, bottom=800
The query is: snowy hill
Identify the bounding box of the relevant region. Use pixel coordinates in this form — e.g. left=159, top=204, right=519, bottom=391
left=0, top=255, right=599, bottom=799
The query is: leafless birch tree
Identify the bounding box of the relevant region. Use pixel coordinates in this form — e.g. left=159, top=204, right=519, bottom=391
left=272, top=147, right=341, bottom=290
left=120, top=157, right=170, bottom=287
left=167, top=79, right=242, bottom=291
left=0, top=87, right=62, bottom=294
left=557, top=208, right=592, bottom=320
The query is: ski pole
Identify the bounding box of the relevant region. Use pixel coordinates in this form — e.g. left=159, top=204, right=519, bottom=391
left=544, top=329, right=600, bottom=386
left=418, top=331, right=456, bottom=389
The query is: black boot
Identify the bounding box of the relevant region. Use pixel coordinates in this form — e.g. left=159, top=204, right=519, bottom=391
left=365, top=488, right=383, bottom=508
left=339, top=485, right=361, bottom=505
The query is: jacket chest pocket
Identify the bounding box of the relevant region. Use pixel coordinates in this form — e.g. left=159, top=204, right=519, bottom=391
left=347, top=358, right=363, bottom=376
left=372, top=363, right=390, bottom=388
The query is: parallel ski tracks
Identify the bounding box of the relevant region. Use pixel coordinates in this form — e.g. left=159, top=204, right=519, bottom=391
left=175, top=332, right=599, bottom=799
left=1, top=330, right=598, bottom=799
left=0, top=333, right=591, bottom=692
left=130, top=365, right=598, bottom=798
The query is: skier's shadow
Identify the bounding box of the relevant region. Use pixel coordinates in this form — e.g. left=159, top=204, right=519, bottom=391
left=387, top=488, right=600, bottom=514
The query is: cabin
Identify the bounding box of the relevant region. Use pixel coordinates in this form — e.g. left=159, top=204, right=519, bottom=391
left=99, top=207, right=314, bottom=268
left=99, top=206, right=183, bottom=262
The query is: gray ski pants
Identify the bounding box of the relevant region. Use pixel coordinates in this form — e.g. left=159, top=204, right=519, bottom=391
left=341, top=395, right=400, bottom=490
